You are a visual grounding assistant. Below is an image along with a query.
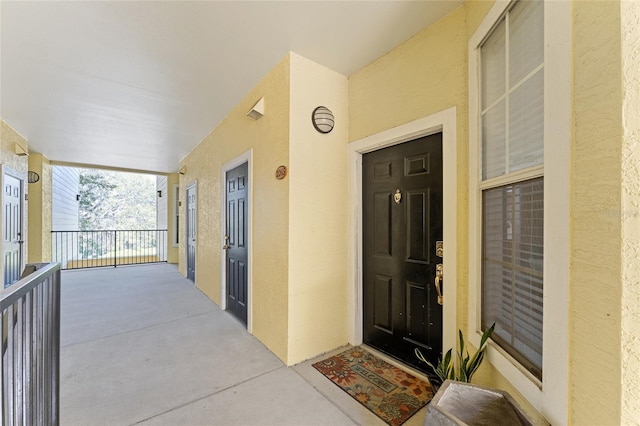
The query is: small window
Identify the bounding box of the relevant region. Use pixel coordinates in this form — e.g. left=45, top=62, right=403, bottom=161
left=479, top=0, right=544, bottom=379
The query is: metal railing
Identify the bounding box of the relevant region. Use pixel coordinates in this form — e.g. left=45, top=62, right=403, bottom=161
left=1, top=262, right=61, bottom=425
left=51, top=230, right=168, bottom=270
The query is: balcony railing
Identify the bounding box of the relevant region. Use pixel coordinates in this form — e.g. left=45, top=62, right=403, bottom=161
left=1, top=262, right=61, bottom=425
left=52, top=230, right=168, bottom=270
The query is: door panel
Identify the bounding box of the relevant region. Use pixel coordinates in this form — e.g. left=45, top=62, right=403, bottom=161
left=225, top=162, right=248, bottom=325
left=363, top=133, right=443, bottom=370
left=186, top=185, right=196, bottom=282
left=3, top=173, right=23, bottom=288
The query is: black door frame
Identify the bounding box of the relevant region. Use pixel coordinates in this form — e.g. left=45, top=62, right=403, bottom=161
left=220, top=150, right=253, bottom=332
left=347, top=109, right=458, bottom=361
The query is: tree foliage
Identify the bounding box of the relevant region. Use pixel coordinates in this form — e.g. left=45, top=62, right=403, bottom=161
left=78, top=169, right=156, bottom=230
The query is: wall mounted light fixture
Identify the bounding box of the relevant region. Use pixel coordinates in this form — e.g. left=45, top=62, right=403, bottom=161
left=28, top=171, right=40, bottom=183
left=247, top=97, right=265, bottom=120
left=15, top=143, right=28, bottom=156
left=312, top=106, right=334, bottom=134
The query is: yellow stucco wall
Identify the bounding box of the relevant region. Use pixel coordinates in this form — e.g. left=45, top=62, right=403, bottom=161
left=27, top=153, right=52, bottom=262
left=571, top=2, right=623, bottom=424
left=179, top=55, right=291, bottom=362
left=173, top=0, right=636, bottom=421
left=166, top=173, right=179, bottom=264
left=348, top=3, right=545, bottom=423
left=621, top=2, right=640, bottom=423
left=287, top=53, right=349, bottom=364
left=349, top=4, right=473, bottom=334
left=0, top=120, right=30, bottom=270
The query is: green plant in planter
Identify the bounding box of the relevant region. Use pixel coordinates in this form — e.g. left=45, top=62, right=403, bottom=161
left=415, top=323, right=495, bottom=387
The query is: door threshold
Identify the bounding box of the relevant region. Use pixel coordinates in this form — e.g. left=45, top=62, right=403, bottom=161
left=361, top=344, right=432, bottom=384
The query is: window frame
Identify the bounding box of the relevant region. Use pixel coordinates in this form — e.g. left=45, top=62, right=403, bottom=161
left=468, top=0, right=570, bottom=423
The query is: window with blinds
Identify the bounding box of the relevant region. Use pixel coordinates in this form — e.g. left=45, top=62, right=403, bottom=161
left=479, top=0, right=544, bottom=380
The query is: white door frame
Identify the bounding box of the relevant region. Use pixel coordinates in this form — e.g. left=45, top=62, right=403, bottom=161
left=1, top=166, right=26, bottom=286
left=347, top=107, right=457, bottom=355
left=220, top=149, right=253, bottom=333
left=185, top=180, right=197, bottom=283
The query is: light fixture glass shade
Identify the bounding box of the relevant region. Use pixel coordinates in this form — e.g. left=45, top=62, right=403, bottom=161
left=312, top=106, right=335, bottom=133
left=28, top=171, right=40, bottom=183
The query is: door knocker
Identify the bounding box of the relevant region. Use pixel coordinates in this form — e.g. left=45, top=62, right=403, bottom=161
left=394, top=189, right=402, bottom=204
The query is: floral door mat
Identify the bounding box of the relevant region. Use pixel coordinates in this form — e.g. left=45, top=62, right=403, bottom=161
left=312, top=346, right=433, bottom=426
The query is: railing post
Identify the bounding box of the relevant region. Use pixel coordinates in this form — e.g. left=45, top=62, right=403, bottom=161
left=114, top=230, right=117, bottom=268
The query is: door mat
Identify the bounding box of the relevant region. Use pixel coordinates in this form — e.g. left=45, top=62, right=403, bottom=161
left=312, top=346, right=433, bottom=426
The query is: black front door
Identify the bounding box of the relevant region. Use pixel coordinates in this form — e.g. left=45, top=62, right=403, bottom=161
left=362, top=133, right=443, bottom=370
left=225, top=162, right=248, bottom=325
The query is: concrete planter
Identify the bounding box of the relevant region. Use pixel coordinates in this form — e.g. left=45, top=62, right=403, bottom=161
left=424, top=380, right=533, bottom=425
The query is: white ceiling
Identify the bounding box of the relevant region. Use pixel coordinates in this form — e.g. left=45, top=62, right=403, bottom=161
left=1, top=1, right=462, bottom=174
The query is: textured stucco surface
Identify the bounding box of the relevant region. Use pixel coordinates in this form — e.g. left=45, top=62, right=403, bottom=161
left=350, top=4, right=471, bottom=333
left=27, top=153, right=52, bottom=262
left=571, top=1, right=623, bottom=424
left=348, top=4, right=544, bottom=423
left=287, top=53, right=349, bottom=364
left=621, top=1, right=640, bottom=424
left=0, top=120, right=30, bottom=266
left=179, top=55, right=291, bottom=362
left=166, top=173, right=179, bottom=264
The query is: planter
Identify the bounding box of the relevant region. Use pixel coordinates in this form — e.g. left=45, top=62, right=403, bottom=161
left=424, top=380, right=532, bottom=426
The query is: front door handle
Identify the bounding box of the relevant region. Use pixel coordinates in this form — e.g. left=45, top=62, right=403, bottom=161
left=435, top=263, right=443, bottom=305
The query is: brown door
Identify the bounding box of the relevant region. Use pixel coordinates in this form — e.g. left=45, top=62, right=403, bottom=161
left=3, top=173, right=24, bottom=288
left=225, top=162, right=248, bottom=325
left=362, top=133, right=443, bottom=370
left=186, top=184, right=196, bottom=283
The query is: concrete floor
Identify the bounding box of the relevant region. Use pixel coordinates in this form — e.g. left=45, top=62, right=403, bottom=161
left=60, top=263, right=429, bottom=426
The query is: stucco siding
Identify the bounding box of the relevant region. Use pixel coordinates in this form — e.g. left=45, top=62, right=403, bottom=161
left=156, top=175, right=168, bottom=230
left=620, top=1, right=640, bottom=424
left=179, top=55, right=291, bottom=362
left=0, top=120, right=30, bottom=275
left=571, top=1, right=623, bottom=424
left=27, top=153, right=52, bottom=262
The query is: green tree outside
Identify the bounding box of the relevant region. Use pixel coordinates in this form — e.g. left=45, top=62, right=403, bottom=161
left=78, top=169, right=157, bottom=230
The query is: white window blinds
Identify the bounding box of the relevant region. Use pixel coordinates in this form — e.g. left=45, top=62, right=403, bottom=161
left=481, top=0, right=544, bottom=181
left=479, top=0, right=544, bottom=379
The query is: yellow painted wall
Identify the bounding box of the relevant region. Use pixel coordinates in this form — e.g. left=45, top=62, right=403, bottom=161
left=571, top=1, right=623, bottom=424
left=0, top=120, right=30, bottom=273
left=350, top=0, right=637, bottom=424
left=348, top=3, right=545, bottom=423
left=287, top=53, right=349, bottom=364
left=171, top=0, right=636, bottom=421
left=179, top=55, right=291, bottom=362
left=621, top=2, right=640, bottom=423
left=349, top=5, right=472, bottom=332
left=167, top=173, right=179, bottom=264
left=27, top=153, right=52, bottom=262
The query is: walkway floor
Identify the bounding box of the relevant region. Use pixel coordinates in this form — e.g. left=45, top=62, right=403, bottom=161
left=60, top=264, right=429, bottom=425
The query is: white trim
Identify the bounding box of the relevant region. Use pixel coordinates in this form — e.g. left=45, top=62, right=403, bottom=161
left=220, top=149, right=253, bottom=333
left=468, top=1, right=570, bottom=424
left=347, top=107, right=457, bottom=358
